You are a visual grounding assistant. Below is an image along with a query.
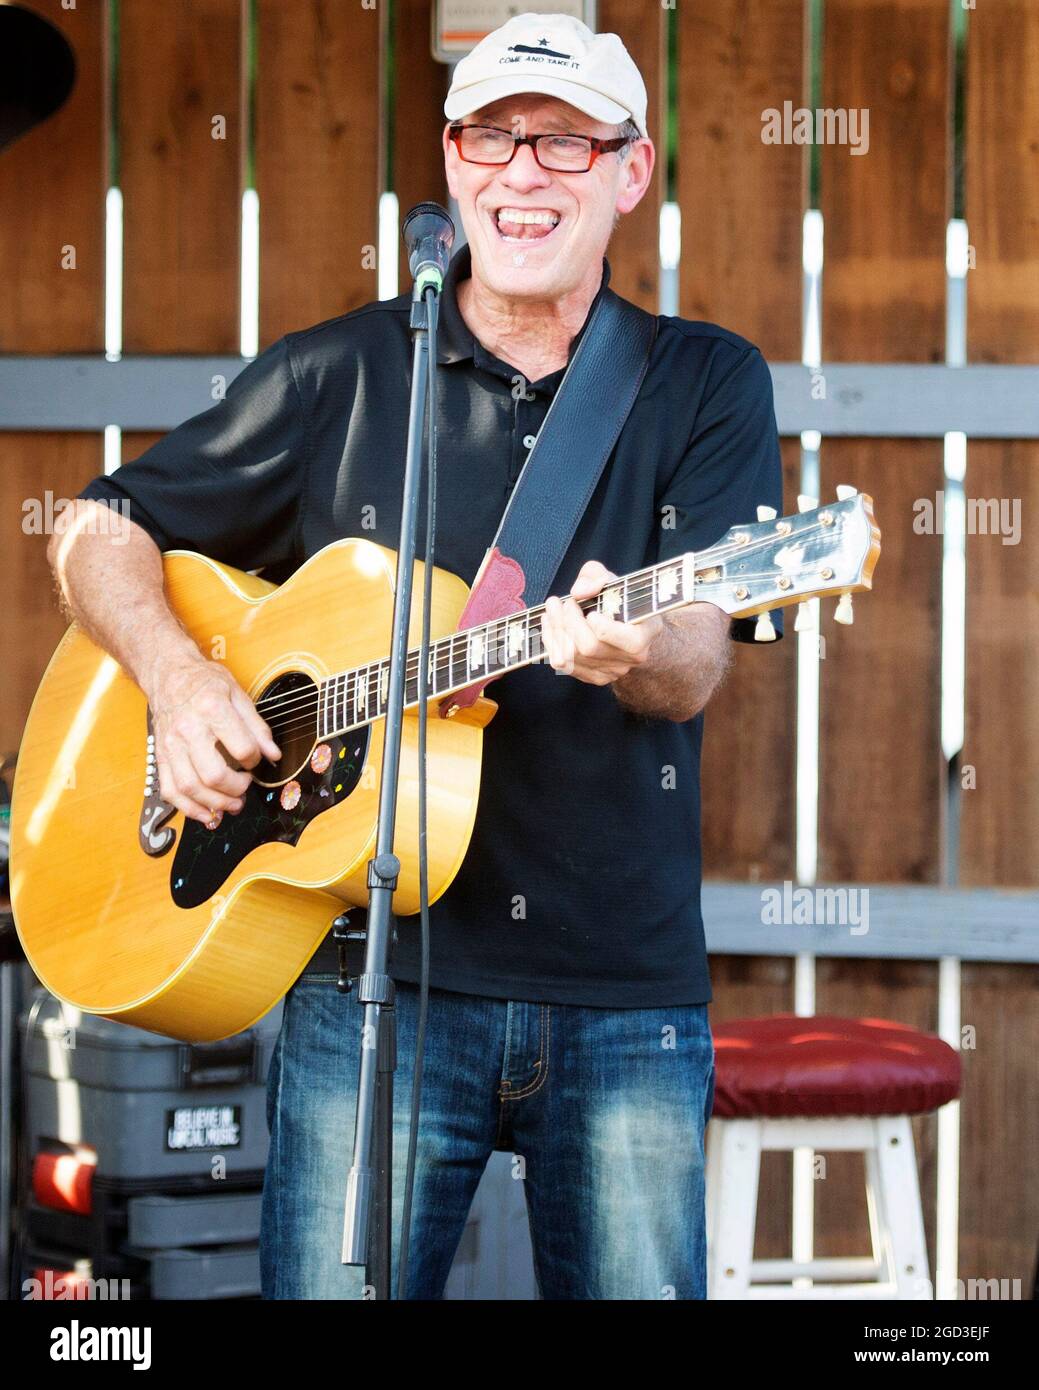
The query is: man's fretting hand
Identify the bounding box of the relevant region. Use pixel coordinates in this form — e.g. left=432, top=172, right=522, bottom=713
left=539, top=558, right=732, bottom=721
left=539, top=560, right=664, bottom=685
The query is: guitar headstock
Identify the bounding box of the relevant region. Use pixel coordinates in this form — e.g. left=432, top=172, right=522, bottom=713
left=691, top=488, right=881, bottom=635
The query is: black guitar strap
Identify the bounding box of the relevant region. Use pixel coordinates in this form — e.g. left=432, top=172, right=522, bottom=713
left=488, top=286, right=658, bottom=605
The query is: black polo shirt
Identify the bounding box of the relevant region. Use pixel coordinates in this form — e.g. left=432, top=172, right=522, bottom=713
left=78, top=243, right=783, bottom=1008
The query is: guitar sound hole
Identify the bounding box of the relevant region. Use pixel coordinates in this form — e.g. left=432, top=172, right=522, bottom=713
left=252, top=670, right=319, bottom=784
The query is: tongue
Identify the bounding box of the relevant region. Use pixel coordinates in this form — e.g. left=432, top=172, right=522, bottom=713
left=498, top=216, right=554, bottom=239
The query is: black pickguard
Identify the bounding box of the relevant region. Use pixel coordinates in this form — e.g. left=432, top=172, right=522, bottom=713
left=169, top=728, right=370, bottom=909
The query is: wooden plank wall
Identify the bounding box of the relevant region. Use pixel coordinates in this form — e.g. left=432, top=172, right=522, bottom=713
left=679, top=2, right=802, bottom=889
left=393, top=0, right=448, bottom=289
left=960, top=0, right=1039, bottom=1293
left=119, top=0, right=244, bottom=476
left=120, top=0, right=242, bottom=354
left=255, top=0, right=382, bottom=345
left=818, top=0, right=947, bottom=886
left=677, top=0, right=807, bottom=1261
left=0, top=0, right=107, bottom=758
left=815, top=0, right=949, bottom=1277
left=598, top=0, right=665, bottom=311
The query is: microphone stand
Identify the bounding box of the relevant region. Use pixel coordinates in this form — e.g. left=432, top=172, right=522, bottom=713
left=340, top=263, right=443, bottom=1298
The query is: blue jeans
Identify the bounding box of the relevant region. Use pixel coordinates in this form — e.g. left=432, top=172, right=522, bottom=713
left=260, top=974, right=715, bottom=1300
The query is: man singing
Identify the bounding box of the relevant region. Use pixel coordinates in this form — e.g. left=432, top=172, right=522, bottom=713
left=53, top=13, right=782, bottom=1299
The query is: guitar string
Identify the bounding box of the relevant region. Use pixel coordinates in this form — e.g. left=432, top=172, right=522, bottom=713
left=256, top=514, right=834, bottom=721
left=251, top=580, right=809, bottom=742
left=257, top=573, right=828, bottom=739
left=252, top=522, right=837, bottom=727
left=249, top=518, right=838, bottom=730
left=251, top=529, right=834, bottom=727
left=249, top=516, right=835, bottom=723
left=254, top=577, right=822, bottom=747
left=250, top=540, right=838, bottom=734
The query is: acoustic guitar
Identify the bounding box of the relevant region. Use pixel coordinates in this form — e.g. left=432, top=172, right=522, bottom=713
left=11, top=492, right=879, bottom=1041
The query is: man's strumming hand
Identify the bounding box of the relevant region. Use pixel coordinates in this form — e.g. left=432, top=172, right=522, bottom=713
left=145, top=654, right=281, bottom=828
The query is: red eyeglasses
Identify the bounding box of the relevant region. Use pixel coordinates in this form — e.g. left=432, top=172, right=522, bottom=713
left=448, top=123, right=632, bottom=174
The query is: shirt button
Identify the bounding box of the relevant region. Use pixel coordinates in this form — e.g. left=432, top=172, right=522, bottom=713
left=523, top=434, right=537, bottom=450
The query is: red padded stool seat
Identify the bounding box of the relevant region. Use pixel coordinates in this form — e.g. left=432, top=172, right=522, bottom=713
left=712, top=1014, right=961, bottom=1120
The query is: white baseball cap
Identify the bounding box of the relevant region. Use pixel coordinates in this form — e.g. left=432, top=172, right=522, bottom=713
left=444, top=13, right=648, bottom=139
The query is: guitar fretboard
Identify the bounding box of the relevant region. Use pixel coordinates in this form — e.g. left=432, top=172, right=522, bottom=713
left=316, top=553, right=699, bottom=740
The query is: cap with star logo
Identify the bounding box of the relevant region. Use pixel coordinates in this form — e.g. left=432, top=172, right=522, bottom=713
left=443, top=12, right=648, bottom=139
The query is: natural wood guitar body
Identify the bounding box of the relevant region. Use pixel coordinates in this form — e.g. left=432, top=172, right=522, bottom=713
left=11, top=539, right=495, bottom=1041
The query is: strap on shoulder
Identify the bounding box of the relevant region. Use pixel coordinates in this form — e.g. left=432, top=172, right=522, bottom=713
left=491, top=289, right=658, bottom=606
left=440, top=290, right=658, bottom=715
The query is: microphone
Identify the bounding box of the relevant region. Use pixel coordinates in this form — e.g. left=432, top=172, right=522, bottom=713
left=402, top=202, right=455, bottom=295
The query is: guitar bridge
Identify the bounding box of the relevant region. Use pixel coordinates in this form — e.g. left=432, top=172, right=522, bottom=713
left=139, top=708, right=176, bottom=857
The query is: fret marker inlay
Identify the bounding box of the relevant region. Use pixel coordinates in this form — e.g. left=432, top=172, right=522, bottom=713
left=657, top=567, right=678, bottom=603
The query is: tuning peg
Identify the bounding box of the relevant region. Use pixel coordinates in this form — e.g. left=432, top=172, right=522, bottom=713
left=834, top=594, right=854, bottom=625
left=798, top=494, right=818, bottom=513
left=836, top=484, right=857, bottom=501
left=754, top=612, right=778, bottom=642
left=756, top=505, right=777, bottom=522
left=794, top=601, right=815, bottom=633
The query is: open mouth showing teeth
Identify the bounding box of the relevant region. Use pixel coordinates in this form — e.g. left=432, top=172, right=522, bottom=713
left=493, top=207, right=562, bottom=242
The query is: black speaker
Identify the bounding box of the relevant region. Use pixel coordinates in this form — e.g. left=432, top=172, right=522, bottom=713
left=0, top=4, right=76, bottom=154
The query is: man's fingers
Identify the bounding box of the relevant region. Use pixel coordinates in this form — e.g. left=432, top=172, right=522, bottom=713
left=164, top=740, right=245, bottom=819
left=148, top=662, right=279, bottom=820
left=157, top=758, right=214, bottom=824
left=552, top=635, right=575, bottom=674
left=560, top=599, right=603, bottom=658
left=568, top=560, right=617, bottom=600
left=541, top=593, right=648, bottom=682
left=540, top=601, right=573, bottom=672
left=539, top=605, right=568, bottom=672
left=230, top=686, right=281, bottom=762
left=190, top=736, right=253, bottom=798
left=166, top=708, right=250, bottom=798
left=160, top=748, right=236, bottom=824
left=557, top=596, right=637, bottom=659
left=585, top=609, right=650, bottom=656
left=539, top=602, right=558, bottom=665
left=209, top=701, right=267, bottom=771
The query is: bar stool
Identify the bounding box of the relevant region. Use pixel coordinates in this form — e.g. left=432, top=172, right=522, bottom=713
left=706, top=1014, right=961, bottom=1300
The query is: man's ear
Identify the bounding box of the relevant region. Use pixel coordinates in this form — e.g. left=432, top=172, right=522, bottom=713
left=615, top=137, right=656, bottom=217
left=443, top=122, right=460, bottom=199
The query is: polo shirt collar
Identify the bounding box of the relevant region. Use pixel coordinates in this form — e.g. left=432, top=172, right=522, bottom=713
left=436, top=242, right=613, bottom=372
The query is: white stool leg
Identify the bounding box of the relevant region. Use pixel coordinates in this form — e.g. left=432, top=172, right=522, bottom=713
left=864, top=1139, right=892, bottom=1285
left=873, top=1115, right=931, bottom=1299
left=707, top=1118, right=762, bottom=1300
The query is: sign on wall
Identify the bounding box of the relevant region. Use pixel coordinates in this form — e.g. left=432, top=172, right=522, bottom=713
left=433, top=1, right=595, bottom=63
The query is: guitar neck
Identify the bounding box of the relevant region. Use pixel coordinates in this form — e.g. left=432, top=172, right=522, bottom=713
left=314, top=487, right=881, bottom=738
left=316, top=551, right=702, bottom=739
